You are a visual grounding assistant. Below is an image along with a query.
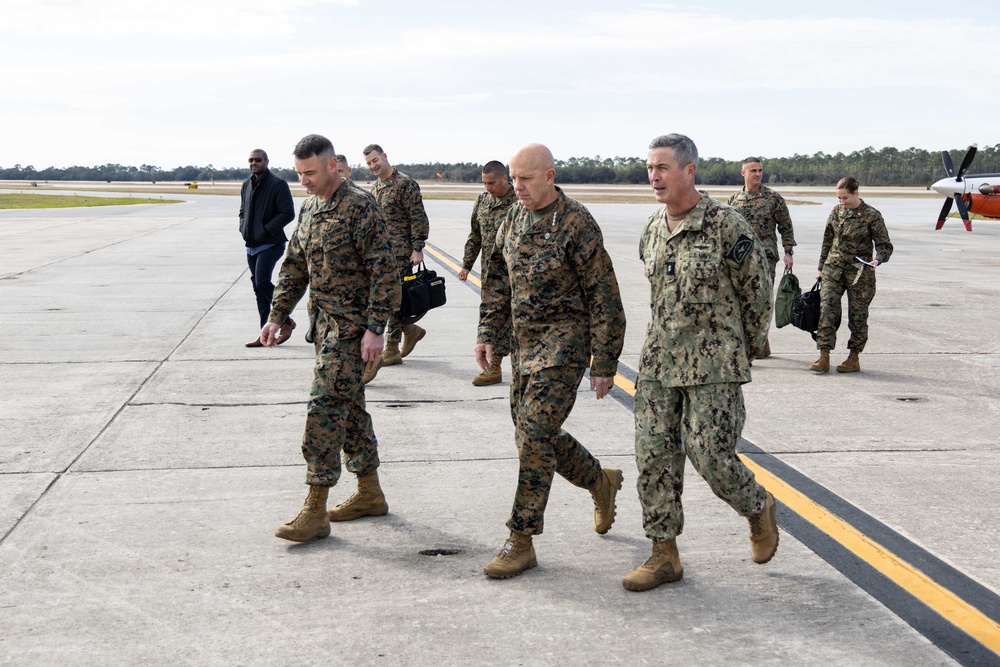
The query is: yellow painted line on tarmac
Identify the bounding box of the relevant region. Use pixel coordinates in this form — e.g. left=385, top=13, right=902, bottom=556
left=613, top=375, right=1000, bottom=655
left=741, top=458, right=1000, bottom=655
left=424, top=245, right=479, bottom=287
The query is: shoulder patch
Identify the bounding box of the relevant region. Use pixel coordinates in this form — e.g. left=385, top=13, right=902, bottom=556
left=726, top=234, right=755, bottom=264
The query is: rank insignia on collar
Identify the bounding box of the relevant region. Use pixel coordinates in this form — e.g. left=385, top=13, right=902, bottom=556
left=726, top=234, right=755, bottom=264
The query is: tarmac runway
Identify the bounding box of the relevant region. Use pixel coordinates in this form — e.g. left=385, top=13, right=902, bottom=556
left=1, top=186, right=998, bottom=666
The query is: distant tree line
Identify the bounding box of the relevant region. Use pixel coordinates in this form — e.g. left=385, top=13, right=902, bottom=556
left=3, top=145, right=997, bottom=187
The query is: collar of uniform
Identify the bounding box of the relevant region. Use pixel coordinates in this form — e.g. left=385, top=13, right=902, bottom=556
left=740, top=184, right=766, bottom=198
left=311, top=179, right=348, bottom=214
left=487, top=186, right=516, bottom=209
left=667, top=195, right=710, bottom=235
left=841, top=199, right=866, bottom=218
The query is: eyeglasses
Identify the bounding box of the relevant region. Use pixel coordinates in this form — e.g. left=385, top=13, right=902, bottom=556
left=248, top=157, right=264, bottom=163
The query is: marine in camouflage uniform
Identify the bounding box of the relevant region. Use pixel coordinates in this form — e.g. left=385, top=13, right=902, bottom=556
left=269, top=175, right=399, bottom=488
left=727, top=158, right=795, bottom=357
left=461, top=165, right=517, bottom=366
left=477, top=144, right=626, bottom=579
left=366, top=145, right=430, bottom=360
left=815, top=195, right=893, bottom=357
left=264, top=135, right=400, bottom=543
left=624, top=135, right=778, bottom=592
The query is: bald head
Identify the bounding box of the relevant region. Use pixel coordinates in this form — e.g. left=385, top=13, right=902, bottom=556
left=510, top=143, right=557, bottom=211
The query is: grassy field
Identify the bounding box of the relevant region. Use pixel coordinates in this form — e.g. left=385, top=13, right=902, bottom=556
left=0, top=193, right=183, bottom=209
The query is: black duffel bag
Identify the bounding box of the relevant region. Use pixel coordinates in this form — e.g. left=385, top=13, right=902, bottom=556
left=791, top=279, right=839, bottom=340
left=399, top=262, right=446, bottom=325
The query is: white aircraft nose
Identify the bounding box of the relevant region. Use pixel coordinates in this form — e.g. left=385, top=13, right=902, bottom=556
left=931, top=178, right=965, bottom=197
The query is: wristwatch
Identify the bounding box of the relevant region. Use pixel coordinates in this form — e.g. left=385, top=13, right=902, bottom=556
left=367, top=324, right=385, bottom=335
left=785, top=248, right=794, bottom=255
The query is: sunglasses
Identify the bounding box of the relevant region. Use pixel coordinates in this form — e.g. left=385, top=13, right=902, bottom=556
left=248, top=157, right=264, bottom=163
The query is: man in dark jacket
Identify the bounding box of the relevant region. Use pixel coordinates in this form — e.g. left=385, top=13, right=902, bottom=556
left=240, top=149, right=295, bottom=347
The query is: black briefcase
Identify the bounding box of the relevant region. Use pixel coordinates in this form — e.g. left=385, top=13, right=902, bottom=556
left=399, top=262, right=446, bottom=325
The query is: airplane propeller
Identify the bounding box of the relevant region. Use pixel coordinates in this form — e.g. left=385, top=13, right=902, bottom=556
left=934, top=144, right=977, bottom=231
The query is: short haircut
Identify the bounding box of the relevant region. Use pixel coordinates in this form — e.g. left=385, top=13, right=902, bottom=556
left=335, top=154, right=349, bottom=165
left=482, top=160, right=509, bottom=177
left=742, top=156, right=762, bottom=166
left=362, top=144, right=384, bottom=157
left=251, top=149, right=268, bottom=160
left=837, top=176, right=860, bottom=193
left=293, top=134, right=334, bottom=161
left=649, top=134, right=698, bottom=167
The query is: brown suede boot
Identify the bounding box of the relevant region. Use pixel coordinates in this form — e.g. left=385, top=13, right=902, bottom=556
left=756, top=338, right=771, bottom=359
left=836, top=350, right=861, bottom=373
left=472, top=355, right=503, bottom=386
left=483, top=531, right=537, bottom=579
left=275, top=485, right=331, bottom=543
left=381, top=341, right=402, bottom=366
left=361, top=356, right=383, bottom=385
left=328, top=472, right=389, bottom=522
left=590, top=467, right=624, bottom=534
left=748, top=492, right=779, bottom=564
left=400, top=324, right=426, bottom=358
left=809, top=348, right=830, bottom=373
left=622, top=539, right=683, bottom=591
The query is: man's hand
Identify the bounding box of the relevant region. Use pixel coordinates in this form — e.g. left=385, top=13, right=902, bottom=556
left=457, top=269, right=469, bottom=282
left=815, top=270, right=823, bottom=280
left=783, top=252, right=794, bottom=269
left=475, top=343, right=493, bottom=371
left=361, top=330, right=384, bottom=362
left=591, top=375, right=613, bottom=400
left=410, top=249, right=424, bottom=266
left=260, top=323, right=281, bottom=347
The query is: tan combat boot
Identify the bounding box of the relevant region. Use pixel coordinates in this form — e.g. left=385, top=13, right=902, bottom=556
left=757, top=338, right=771, bottom=359
left=361, top=356, right=383, bottom=385
left=748, top=492, right=779, bottom=564
left=472, top=355, right=503, bottom=386
left=400, top=324, right=426, bottom=358
left=809, top=348, right=830, bottom=373
left=328, top=472, right=389, bottom=522
left=483, top=531, right=537, bottom=579
left=836, top=350, right=861, bottom=373
left=622, top=539, right=683, bottom=591
left=590, top=467, right=624, bottom=534
left=381, top=340, right=402, bottom=366
left=275, top=485, right=331, bottom=543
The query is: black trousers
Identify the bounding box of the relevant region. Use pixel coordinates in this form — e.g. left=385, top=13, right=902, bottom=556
left=247, top=244, right=285, bottom=328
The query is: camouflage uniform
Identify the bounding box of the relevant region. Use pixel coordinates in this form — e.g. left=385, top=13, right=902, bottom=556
left=371, top=169, right=430, bottom=343
left=727, top=185, right=795, bottom=333
left=269, top=182, right=400, bottom=486
left=478, top=187, right=626, bottom=535
left=636, top=196, right=772, bottom=540
left=463, top=186, right=517, bottom=357
left=816, top=200, right=893, bottom=352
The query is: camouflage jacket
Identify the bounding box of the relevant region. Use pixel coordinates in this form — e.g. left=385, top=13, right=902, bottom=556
left=818, top=200, right=893, bottom=271
left=269, top=181, right=400, bottom=339
left=726, top=185, right=795, bottom=263
left=370, top=168, right=430, bottom=256
left=639, top=196, right=771, bottom=386
left=478, top=187, right=626, bottom=377
left=462, top=185, right=518, bottom=271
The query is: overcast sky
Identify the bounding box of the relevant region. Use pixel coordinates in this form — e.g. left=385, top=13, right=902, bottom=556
left=1, top=0, right=995, bottom=170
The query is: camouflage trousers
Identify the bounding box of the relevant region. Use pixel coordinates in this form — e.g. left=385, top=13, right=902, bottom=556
left=634, top=378, right=766, bottom=541
left=506, top=364, right=602, bottom=536
left=301, top=311, right=380, bottom=486
left=816, top=262, right=876, bottom=352
left=386, top=254, right=414, bottom=344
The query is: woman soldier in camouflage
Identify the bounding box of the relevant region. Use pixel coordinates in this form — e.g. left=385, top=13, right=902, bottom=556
left=810, top=177, right=894, bottom=373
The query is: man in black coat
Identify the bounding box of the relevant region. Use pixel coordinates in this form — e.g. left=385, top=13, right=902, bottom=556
left=240, top=148, right=295, bottom=347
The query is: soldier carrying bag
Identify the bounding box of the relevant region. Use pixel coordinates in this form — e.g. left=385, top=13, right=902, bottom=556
left=399, top=261, right=447, bottom=325
left=774, top=267, right=800, bottom=329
